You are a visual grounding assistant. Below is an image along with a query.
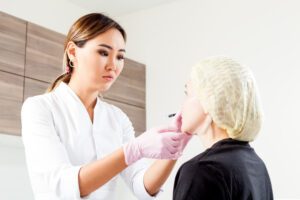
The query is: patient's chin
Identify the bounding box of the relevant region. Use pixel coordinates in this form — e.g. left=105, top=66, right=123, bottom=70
left=181, top=125, right=196, bottom=135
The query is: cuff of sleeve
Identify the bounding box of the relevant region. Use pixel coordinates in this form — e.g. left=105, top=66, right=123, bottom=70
left=62, top=165, right=83, bottom=199
left=133, top=169, right=164, bottom=200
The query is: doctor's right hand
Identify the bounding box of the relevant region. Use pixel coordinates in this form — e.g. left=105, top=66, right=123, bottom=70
left=123, top=126, right=185, bottom=165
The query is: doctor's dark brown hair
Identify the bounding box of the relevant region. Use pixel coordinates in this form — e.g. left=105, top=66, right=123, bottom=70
left=47, top=13, right=127, bottom=92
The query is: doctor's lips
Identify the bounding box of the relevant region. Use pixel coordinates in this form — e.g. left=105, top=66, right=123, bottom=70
left=102, top=75, right=114, bottom=81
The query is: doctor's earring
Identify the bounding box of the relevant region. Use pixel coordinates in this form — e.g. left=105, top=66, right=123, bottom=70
left=69, top=60, right=74, bottom=68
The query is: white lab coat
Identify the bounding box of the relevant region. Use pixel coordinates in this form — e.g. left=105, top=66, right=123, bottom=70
left=21, top=82, right=158, bottom=200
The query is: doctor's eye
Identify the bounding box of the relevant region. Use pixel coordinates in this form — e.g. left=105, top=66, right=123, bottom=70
left=98, top=50, right=109, bottom=57
left=117, top=55, right=125, bottom=61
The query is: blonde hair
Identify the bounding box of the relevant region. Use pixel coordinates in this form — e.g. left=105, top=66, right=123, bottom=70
left=47, top=13, right=126, bottom=92
left=190, top=56, right=263, bottom=141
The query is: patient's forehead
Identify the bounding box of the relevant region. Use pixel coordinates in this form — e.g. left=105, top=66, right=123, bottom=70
left=185, top=80, right=197, bottom=97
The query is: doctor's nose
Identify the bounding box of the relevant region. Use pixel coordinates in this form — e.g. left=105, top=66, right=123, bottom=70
left=105, top=57, right=117, bottom=71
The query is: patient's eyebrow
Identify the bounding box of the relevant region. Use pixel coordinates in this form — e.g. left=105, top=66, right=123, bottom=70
left=184, top=84, right=188, bottom=95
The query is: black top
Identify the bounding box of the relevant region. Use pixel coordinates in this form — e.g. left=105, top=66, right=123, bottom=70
left=173, top=138, right=273, bottom=200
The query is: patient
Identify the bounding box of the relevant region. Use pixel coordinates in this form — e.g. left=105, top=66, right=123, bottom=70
left=173, top=57, right=273, bottom=200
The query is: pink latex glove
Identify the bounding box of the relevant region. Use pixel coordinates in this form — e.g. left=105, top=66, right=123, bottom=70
left=163, top=111, right=193, bottom=155
left=123, top=126, right=186, bottom=165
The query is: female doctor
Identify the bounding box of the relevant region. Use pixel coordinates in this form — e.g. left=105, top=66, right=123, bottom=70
left=21, top=13, right=191, bottom=200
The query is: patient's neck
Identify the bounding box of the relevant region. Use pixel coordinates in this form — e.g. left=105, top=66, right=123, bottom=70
left=198, top=123, right=229, bottom=149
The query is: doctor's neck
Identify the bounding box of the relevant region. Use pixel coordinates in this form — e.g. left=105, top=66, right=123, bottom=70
left=68, top=77, right=98, bottom=111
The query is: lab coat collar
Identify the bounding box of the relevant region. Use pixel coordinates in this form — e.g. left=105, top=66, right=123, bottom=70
left=55, top=82, right=102, bottom=110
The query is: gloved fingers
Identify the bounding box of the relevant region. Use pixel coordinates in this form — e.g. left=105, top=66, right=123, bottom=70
left=173, top=111, right=183, bottom=131
left=165, top=145, right=178, bottom=154
left=171, top=141, right=180, bottom=148
left=165, top=141, right=181, bottom=153
left=164, top=137, right=180, bottom=147
left=172, top=132, right=187, bottom=140
left=168, top=151, right=182, bottom=160
left=161, top=132, right=185, bottom=146
left=166, top=133, right=193, bottom=155
left=157, top=125, right=178, bottom=133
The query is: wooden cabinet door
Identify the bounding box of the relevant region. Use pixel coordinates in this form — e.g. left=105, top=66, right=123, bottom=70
left=25, top=23, right=65, bottom=83
left=24, top=78, right=49, bottom=101
left=0, top=71, right=23, bottom=135
left=104, top=99, right=146, bottom=136
left=104, top=58, right=146, bottom=108
left=0, top=11, right=26, bottom=75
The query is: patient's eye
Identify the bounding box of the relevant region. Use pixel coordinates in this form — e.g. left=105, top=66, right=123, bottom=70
left=184, top=84, right=188, bottom=96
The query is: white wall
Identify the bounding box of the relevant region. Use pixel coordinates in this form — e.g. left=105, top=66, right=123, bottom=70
left=117, top=0, right=300, bottom=199
left=0, top=134, right=33, bottom=199
left=0, top=0, right=88, bottom=35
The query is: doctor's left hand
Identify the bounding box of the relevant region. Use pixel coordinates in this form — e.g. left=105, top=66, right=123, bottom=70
left=161, top=111, right=192, bottom=157
left=123, top=112, right=192, bottom=166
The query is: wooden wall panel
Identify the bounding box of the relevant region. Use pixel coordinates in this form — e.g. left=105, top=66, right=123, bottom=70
left=24, top=78, right=49, bottom=101
left=25, top=23, right=65, bottom=83
left=104, top=58, right=146, bottom=108
left=0, top=11, right=26, bottom=75
left=104, top=98, right=146, bottom=136
left=0, top=71, right=23, bottom=135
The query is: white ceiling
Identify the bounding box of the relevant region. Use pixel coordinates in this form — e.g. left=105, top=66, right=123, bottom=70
left=67, top=0, right=179, bottom=17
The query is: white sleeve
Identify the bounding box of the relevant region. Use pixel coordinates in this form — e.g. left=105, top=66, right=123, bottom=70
left=21, top=97, right=82, bottom=199
left=116, top=108, right=162, bottom=200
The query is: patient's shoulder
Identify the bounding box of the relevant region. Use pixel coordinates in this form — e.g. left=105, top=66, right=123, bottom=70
left=174, top=160, right=230, bottom=199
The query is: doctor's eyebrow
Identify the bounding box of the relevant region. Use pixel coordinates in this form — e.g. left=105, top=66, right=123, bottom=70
left=98, top=44, right=126, bottom=52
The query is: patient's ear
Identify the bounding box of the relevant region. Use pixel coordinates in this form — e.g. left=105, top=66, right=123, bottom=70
left=195, top=114, right=212, bottom=136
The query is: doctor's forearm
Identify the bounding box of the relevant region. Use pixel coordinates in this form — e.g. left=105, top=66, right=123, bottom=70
left=78, top=148, right=127, bottom=197
left=143, top=160, right=177, bottom=196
